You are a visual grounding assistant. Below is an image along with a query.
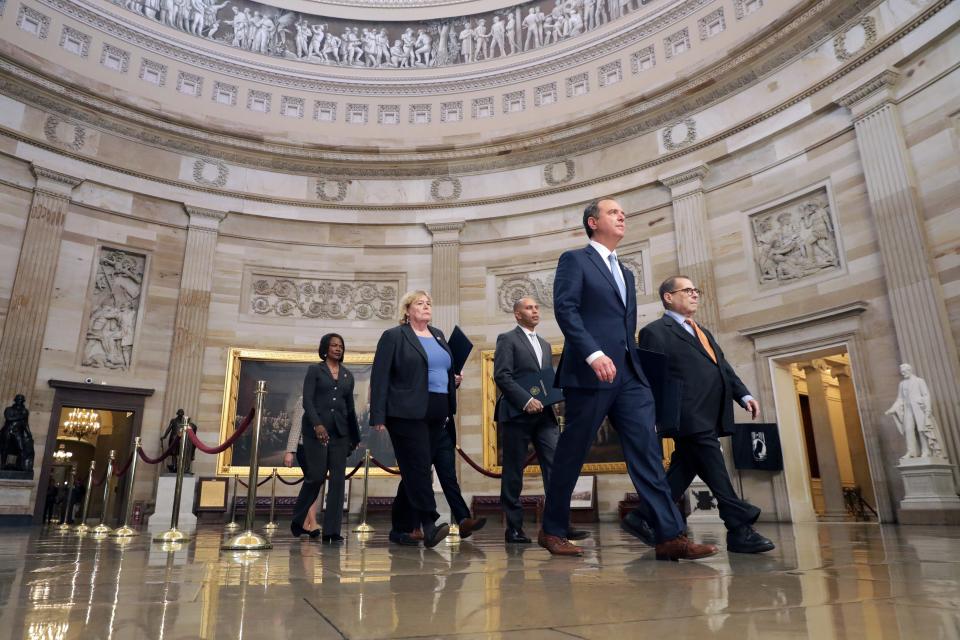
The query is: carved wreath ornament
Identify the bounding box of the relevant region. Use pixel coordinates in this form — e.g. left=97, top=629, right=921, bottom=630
left=251, top=277, right=397, bottom=320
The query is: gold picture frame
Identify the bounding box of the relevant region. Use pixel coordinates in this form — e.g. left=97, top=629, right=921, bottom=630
left=481, top=346, right=673, bottom=475
left=216, top=347, right=398, bottom=477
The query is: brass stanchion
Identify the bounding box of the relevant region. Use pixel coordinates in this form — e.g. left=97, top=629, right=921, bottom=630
left=74, top=461, right=96, bottom=535
left=224, top=474, right=240, bottom=533
left=153, top=415, right=191, bottom=543
left=56, top=465, right=77, bottom=533
left=446, top=522, right=462, bottom=546
left=92, top=450, right=116, bottom=537
left=263, top=469, right=279, bottom=531
left=111, top=438, right=142, bottom=538
left=352, top=450, right=374, bottom=534
left=222, top=381, right=272, bottom=550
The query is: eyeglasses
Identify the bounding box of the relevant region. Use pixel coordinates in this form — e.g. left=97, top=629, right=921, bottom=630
left=668, top=288, right=702, bottom=297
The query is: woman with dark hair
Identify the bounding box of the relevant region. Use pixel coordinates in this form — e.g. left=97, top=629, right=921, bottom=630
left=370, top=290, right=485, bottom=547
left=286, top=333, right=359, bottom=542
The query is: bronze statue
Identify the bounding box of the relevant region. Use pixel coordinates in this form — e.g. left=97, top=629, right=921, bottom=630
left=1, top=394, right=35, bottom=473
left=160, top=409, right=198, bottom=474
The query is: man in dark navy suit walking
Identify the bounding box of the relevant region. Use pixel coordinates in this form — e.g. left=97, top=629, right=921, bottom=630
left=538, top=197, right=718, bottom=561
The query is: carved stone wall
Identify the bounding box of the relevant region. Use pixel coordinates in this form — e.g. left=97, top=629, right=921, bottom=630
left=249, top=272, right=400, bottom=321
left=79, top=247, right=147, bottom=371
left=748, top=186, right=842, bottom=288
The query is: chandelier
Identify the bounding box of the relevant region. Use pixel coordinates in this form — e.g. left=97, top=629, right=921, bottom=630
left=63, top=408, right=101, bottom=440
left=52, top=444, right=73, bottom=462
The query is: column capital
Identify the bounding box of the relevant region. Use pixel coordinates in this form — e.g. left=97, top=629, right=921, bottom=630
left=426, top=221, right=465, bottom=244
left=184, top=205, right=228, bottom=231
left=30, top=164, right=81, bottom=198
left=836, top=68, right=901, bottom=119
left=659, top=164, right=709, bottom=197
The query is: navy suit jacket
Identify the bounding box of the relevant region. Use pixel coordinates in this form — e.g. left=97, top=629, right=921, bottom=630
left=553, top=245, right=648, bottom=390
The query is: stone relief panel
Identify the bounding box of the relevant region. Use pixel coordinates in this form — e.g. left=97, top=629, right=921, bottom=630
left=100, top=43, right=131, bottom=72
left=430, top=176, right=462, bottom=201
left=59, top=25, right=91, bottom=57
left=43, top=115, right=86, bottom=152
left=833, top=15, right=877, bottom=61
left=247, top=271, right=401, bottom=321
left=80, top=247, right=147, bottom=371
left=494, top=249, right=647, bottom=312
left=661, top=117, right=696, bottom=150
left=543, top=159, right=575, bottom=185
left=316, top=179, right=349, bottom=201
left=193, top=158, right=229, bottom=186
left=108, top=0, right=662, bottom=69
left=749, top=186, right=842, bottom=288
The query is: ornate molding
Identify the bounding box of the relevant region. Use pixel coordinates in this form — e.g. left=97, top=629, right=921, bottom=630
left=30, top=164, right=82, bottom=196
left=833, top=15, right=877, bottom=61
left=184, top=205, right=228, bottom=230
left=836, top=68, right=900, bottom=111
left=660, top=163, right=709, bottom=189
left=192, top=157, right=229, bottom=187
left=661, top=118, right=697, bottom=151
left=544, top=159, right=575, bottom=186
left=430, top=177, right=462, bottom=202
left=316, top=179, right=349, bottom=202
left=43, top=115, right=86, bottom=152
left=249, top=273, right=399, bottom=321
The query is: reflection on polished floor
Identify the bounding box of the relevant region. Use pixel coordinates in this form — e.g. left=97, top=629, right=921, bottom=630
left=3, top=520, right=960, bottom=639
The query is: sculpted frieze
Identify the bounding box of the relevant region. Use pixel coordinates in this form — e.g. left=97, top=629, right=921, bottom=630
left=81, top=247, right=147, bottom=371
left=113, top=0, right=663, bottom=70
left=249, top=273, right=400, bottom=321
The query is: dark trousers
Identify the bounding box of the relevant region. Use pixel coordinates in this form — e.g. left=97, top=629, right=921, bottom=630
left=500, top=415, right=558, bottom=531
left=387, top=401, right=449, bottom=532
left=543, top=372, right=684, bottom=542
left=433, top=425, right=471, bottom=525
left=291, top=433, right=350, bottom=535
left=665, top=431, right=761, bottom=529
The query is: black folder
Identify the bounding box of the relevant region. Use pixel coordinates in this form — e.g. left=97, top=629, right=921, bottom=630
left=448, top=325, right=473, bottom=374
left=504, top=368, right=564, bottom=419
left=637, top=348, right=682, bottom=438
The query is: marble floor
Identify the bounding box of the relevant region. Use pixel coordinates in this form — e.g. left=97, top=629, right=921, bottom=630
left=2, top=519, right=959, bottom=639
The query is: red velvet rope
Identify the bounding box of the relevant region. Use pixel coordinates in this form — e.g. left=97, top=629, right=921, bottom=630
left=274, top=457, right=364, bottom=485
left=138, top=437, right=180, bottom=465
left=455, top=447, right=537, bottom=479
left=277, top=474, right=304, bottom=486
left=370, top=456, right=401, bottom=475
left=345, top=458, right=364, bottom=479
left=186, top=407, right=256, bottom=455
left=90, top=467, right=108, bottom=487
left=113, top=452, right=134, bottom=478
left=237, top=475, right=272, bottom=489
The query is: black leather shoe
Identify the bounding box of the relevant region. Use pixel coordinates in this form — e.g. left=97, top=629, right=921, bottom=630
left=290, top=521, right=307, bottom=538
left=423, top=523, right=450, bottom=548
left=322, top=534, right=344, bottom=543
left=388, top=530, right=420, bottom=546
left=308, top=528, right=321, bottom=539
left=566, top=528, right=590, bottom=541
left=726, top=525, right=775, bottom=554
left=620, top=511, right=657, bottom=547
left=505, top=528, right=532, bottom=544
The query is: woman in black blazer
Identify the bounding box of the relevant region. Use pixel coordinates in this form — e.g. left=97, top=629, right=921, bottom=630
left=287, top=333, right=359, bottom=542
left=370, top=290, right=482, bottom=547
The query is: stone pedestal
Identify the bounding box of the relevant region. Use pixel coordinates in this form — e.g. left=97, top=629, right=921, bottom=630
left=686, top=476, right=723, bottom=524
left=0, top=478, right=35, bottom=522
left=149, top=474, right=197, bottom=531
left=897, top=458, right=960, bottom=525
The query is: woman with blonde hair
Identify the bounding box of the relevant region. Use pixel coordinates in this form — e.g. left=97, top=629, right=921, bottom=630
left=370, top=290, right=484, bottom=547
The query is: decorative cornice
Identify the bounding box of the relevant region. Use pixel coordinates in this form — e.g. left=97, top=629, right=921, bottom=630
left=660, top=163, right=709, bottom=189
left=835, top=67, right=900, bottom=113
left=184, top=205, right=228, bottom=230
left=426, top=221, right=466, bottom=233
left=30, top=164, right=82, bottom=196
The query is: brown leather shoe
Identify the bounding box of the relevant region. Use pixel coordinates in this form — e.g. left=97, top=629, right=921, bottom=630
left=409, top=528, right=424, bottom=542
left=537, top=530, right=583, bottom=557
left=655, top=535, right=719, bottom=561
left=458, top=517, right=487, bottom=539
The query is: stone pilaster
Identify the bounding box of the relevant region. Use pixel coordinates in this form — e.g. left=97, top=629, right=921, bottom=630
left=426, top=222, right=465, bottom=334
left=834, top=366, right=877, bottom=511
left=802, top=362, right=848, bottom=520
left=0, top=165, right=81, bottom=404
left=161, top=206, right=226, bottom=420
left=659, top=165, right=720, bottom=331
left=838, top=70, right=960, bottom=479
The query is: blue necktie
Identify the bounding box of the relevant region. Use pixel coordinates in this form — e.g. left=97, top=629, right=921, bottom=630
left=608, top=253, right=626, bottom=305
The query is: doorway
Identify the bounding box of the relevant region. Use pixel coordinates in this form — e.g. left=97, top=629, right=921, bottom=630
left=33, top=380, right=153, bottom=525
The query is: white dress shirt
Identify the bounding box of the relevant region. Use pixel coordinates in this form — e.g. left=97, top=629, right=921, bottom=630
left=519, top=324, right=543, bottom=365
left=585, top=240, right=626, bottom=365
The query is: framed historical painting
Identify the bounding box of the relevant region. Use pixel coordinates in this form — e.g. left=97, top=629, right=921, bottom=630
left=480, top=346, right=673, bottom=475
left=216, top=348, right=397, bottom=477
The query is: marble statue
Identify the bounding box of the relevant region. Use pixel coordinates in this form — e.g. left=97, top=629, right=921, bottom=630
left=505, top=14, right=518, bottom=55
left=0, top=395, right=34, bottom=473
left=82, top=249, right=145, bottom=371
left=886, top=364, right=946, bottom=461
left=474, top=19, right=490, bottom=61
left=522, top=8, right=540, bottom=51
left=459, top=21, right=475, bottom=63
left=160, top=409, right=198, bottom=474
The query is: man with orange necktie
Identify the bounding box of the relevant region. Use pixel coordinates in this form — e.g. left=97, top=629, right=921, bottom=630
left=625, top=275, right=775, bottom=554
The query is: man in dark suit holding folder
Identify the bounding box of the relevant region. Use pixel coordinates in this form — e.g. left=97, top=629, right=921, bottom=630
left=494, top=297, right=565, bottom=544
left=627, top=275, right=774, bottom=554
left=538, top=198, right=717, bottom=560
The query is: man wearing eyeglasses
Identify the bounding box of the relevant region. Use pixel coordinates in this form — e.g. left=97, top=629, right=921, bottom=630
left=623, top=275, right=775, bottom=554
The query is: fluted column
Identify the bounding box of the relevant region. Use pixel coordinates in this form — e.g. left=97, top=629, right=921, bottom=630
left=803, top=362, right=848, bottom=520
left=659, top=165, right=720, bottom=331
left=161, top=206, right=226, bottom=419
left=838, top=70, right=960, bottom=477
left=0, top=166, right=81, bottom=404
left=426, top=222, right=465, bottom=334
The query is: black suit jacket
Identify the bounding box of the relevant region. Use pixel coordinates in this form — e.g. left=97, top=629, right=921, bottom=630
left=553, top=245, right=648, bottom=389
left=302, top=363, right=360, bottom=444
left=638, top=314, right=750, bottom=437
left=369, top=324, right=457, bottom=436
left=493, top=326, right=558, bottom=425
